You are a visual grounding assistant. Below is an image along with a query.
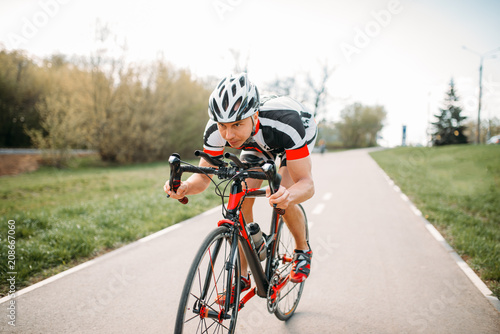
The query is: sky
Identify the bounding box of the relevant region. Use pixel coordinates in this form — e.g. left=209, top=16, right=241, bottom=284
left=1, top=0, right=499, bottom=147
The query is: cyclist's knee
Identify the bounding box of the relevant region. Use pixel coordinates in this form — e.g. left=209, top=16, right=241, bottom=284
left=283, top=204, right=303, bottom=221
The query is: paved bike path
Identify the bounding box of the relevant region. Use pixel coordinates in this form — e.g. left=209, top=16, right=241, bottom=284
left=1, top=149, right=499, bottom=333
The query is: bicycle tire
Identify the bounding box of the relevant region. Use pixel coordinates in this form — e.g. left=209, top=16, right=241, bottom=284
left=174, top=226, right=241, bottom=333
left=273, top=203, right=309, bottom=321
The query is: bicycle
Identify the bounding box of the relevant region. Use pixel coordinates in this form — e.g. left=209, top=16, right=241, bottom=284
left=169, top=150, right=310, bottom=333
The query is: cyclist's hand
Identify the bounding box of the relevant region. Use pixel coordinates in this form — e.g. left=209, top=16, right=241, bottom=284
left=266, top=185, right=290, bottom=210
left=164, top=180, right=188, bottom=199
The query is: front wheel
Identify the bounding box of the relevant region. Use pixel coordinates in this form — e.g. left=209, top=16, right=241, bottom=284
left=175, top=226, right=241, bottom=333
left=274, top=203, right=309, bottom=321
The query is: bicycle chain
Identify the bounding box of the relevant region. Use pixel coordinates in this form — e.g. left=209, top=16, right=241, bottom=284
left=266, top=274, right=280, bottom=313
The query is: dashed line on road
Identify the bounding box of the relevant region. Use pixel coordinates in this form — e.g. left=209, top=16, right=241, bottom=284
left=322, top=192, right=332, bottom=201
left=374, top=164, right=500, bottom=311
left=309, top=192, right=332, bottom=229
left=312, top=203, right=325, bottom=215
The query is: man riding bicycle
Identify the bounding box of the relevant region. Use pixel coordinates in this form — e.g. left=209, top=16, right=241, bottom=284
left=164, top=73, right=317, bottom=292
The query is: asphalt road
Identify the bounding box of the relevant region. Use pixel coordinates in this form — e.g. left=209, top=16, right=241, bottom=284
left=1, top=149, right=499, bottom=333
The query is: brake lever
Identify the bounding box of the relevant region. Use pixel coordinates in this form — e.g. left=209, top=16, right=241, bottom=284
left=224, top=152, right=247, bottom=169
left=262, top=161, right=285, bottom=215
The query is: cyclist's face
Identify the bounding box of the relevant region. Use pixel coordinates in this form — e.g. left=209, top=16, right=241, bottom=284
left=217, top=114, right=257, bottom=148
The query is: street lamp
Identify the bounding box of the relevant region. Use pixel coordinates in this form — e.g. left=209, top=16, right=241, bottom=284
left=462, top=46, right=500, bottom=144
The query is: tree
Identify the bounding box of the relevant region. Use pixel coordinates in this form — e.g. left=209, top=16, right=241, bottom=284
left=25, top=55, right=90, bottom=167
left=0, top=49, right=45, bottom=147
left=264, top=60, right=335, bottom=120
left=432, top=78, right=468, bottom=146
left=306, top=60, right=335, bottom=119
left=464, top=117, right=500, bottom=144
left=336, top=103, right=387, bottom=148
left=265, top=76, right=297, bottom=97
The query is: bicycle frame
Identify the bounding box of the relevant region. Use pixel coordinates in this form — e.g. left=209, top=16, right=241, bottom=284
left=170, top=151, right=299, bottom=326
left=220, top=180, right=288, bottom=307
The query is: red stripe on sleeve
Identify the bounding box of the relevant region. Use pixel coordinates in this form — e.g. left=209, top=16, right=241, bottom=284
left=285, top=145, right=309, bottom=160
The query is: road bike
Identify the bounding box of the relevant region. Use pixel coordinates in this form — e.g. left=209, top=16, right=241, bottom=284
left=169, top=150, right=309, bottom=333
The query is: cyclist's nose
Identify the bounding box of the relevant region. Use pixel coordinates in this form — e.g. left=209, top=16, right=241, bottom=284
left=225, top=128, right=235, bottom=140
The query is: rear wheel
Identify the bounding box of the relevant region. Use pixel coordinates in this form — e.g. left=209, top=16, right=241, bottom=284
left=175, top=226, right=240, bottom=333
left=273, top=204, right=309, bottom=321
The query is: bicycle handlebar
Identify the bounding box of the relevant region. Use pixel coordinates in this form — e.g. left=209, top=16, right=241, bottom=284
left=167, top=151, right=285, bottom=215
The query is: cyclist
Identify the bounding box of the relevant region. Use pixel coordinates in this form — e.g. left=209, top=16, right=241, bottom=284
left=164, top=73, right=317, bottom=291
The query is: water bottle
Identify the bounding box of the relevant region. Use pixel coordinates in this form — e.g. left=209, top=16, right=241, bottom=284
left=248, top=223, right=267, bottom=261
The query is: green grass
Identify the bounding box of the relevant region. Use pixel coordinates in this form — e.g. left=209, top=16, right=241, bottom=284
left=0, top=157, right=221, bottom=296
left=370, top=145, right=500, bottom=298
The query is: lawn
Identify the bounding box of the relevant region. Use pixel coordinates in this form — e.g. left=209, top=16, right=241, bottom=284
left=370, top=145, right=500, bottom=298
left=0, top=157, right=221, bottom=296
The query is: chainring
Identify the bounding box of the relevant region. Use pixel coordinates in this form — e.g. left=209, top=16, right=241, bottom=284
left=266, top=274, right=280, bottom=313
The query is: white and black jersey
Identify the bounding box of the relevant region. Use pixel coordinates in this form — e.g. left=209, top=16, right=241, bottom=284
left=203, top=96, right=317, bottom=162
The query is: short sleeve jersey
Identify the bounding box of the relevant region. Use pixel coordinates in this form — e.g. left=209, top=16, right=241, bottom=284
left=203, top=96, right=317, bottom=161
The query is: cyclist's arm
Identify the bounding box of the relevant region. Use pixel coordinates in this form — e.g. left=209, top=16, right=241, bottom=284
left=267, top=155, right=314, bottom=209
left=164, top=158, right=214, bottom=199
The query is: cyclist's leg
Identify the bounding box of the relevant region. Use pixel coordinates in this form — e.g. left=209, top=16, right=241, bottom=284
left=278, top=166, right=309, bottom=250
left=280, top=121, right=317, bottom=251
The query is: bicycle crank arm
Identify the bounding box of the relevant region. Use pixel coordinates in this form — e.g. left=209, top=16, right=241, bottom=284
left=238, top=287, right=257, bottom=311
left=269, top=276, right=290, bottom=302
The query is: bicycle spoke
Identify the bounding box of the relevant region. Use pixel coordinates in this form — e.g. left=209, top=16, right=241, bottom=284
left=175, top=226, right=239, bottom=333
left=273, top=204, right=308, bottom=321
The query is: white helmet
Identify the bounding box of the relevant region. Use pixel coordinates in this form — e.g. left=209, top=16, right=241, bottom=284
left=208, top=73, right=260, bottom=123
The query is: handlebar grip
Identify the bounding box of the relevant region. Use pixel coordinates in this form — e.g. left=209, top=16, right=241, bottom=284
left=178, top=197, right=189, bottom=204
left=168, top=153, right=189, bottom=205
left=275, top=207, right=285, bottom=215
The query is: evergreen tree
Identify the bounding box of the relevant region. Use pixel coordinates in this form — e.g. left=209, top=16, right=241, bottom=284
left=432, top=78, right=468, bottom=146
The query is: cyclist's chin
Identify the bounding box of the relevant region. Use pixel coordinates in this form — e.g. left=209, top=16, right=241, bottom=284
left=228, top=141, right=242, bottom=148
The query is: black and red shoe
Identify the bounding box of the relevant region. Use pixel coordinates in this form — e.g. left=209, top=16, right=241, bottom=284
left=215, top=275, right=251, bottom=305
left=290, top=249, right=312, bottom=283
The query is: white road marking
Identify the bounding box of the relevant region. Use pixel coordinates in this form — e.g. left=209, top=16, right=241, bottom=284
left=202, top=205, right=222, bottom=216
left=312, top=203, right=325, bottom=215
left=139, top=223, right=182, bottom=243
left=409, top=204, right=422, bottom=216
left=322, top=192, right=332, bottom=201
left=0, top=218, right=186, bottom=305
left=0, top=260, right=96, bottom=304
left=376, top=164, right=499, bottom=310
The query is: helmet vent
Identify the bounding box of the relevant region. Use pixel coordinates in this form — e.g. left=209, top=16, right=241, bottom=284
left=212, top=98, right=221, bottom=119
left=217, top=78, right=226, bottom=89
left=222, top=91, right=229, bottom=111
left=207, top=73, right=259, bottom=122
